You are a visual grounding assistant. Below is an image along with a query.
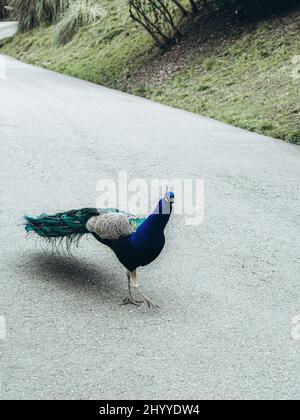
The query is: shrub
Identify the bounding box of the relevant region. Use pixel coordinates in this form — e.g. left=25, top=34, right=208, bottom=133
left=10, top=0, right=68, bottom=32
left=195, top=0, right=298, bottom=17
left=128, top=0, right=194, bottom=49
left=0, top=1, right=10, bottom=19
left=54, top=0, right=104, bottom=46
left=128, top=0, right=298, bottom=49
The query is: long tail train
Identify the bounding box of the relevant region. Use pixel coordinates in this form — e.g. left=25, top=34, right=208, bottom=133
left=24, top=208, right=101, bottom=246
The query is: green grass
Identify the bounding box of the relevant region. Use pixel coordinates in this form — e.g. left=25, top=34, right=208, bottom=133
left=1, top=1, right=154, bottom=86
left=139, top=19, right=300, bottom=144
left=54, top=0, right=105, bottom=46
left=1, top=1, right=300, bottom=144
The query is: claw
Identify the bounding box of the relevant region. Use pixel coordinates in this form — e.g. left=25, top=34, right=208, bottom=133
left=121, top=296, right=142, bottom=306
left=125, top=271, right=160, bottom=309
left=144, top=298, right=160, bottom=309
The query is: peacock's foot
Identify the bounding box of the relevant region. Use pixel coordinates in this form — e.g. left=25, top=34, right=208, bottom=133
left=121, top=296, right=143, bottom=306
left=143, top=298, right=160, bottom=309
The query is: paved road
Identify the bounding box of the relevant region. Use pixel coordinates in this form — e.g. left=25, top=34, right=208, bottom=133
left=0, top=22, right=18, bottom=41
left=0, top=56, right=299, bottom=400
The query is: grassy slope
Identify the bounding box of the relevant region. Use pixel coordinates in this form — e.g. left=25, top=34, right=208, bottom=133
left=1, top=1, right=300, bottom=144
left=139, top=14, right=300, bottom=144
left=1, top=1, right=154, bottom=86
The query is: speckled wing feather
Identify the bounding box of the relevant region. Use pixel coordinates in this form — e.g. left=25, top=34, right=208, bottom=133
left=86, top=213, right=146, bottom=240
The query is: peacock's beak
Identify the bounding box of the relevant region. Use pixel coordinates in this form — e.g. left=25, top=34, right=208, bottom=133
left=164, top=193, right=174, bottom=204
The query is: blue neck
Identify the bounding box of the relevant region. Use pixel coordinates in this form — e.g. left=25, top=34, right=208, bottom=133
left=131, top=199, right=172, bottom=245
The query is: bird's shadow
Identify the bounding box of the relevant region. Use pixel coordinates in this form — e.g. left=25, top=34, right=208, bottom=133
left=20, top=250, right=123, bottom=301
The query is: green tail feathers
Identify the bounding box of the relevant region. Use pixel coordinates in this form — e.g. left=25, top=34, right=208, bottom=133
left=24, top=208, right=100, bottom=238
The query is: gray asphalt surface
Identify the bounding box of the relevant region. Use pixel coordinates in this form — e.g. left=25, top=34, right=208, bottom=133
left=0, top=22, right=18, bottom=41
left=0, top=55, right=300, bottom=400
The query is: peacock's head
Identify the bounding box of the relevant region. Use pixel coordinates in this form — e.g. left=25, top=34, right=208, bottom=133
left=164, top=191, right=175, bottom=204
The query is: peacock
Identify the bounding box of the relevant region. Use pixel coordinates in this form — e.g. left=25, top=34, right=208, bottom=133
left=24, top=191, right=174, bottom=308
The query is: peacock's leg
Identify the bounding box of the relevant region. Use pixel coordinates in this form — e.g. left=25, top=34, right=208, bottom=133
left=122, top=271, right=159, bottom=308
left=130, top=271, right=160, bottom=309
left=121, top=271, right=143, bottom=306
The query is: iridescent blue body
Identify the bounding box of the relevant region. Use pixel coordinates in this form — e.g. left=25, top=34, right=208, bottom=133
left=95, top=198, right=172, bottom=272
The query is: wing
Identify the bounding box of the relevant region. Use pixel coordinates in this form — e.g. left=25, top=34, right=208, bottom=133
left=86, top=212, right=146, bottom=240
